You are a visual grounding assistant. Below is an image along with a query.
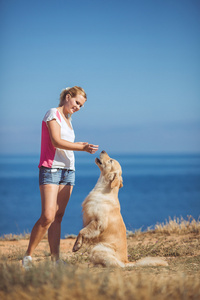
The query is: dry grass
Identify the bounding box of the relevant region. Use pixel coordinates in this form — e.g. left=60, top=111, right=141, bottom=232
left=0, top=216, right=200, bottom=300
left=128, top=235, right=200, bottom=261
left=126, top=215, right=200, bottom=237
left=154, top=215, right=200, bottom=234
left=0, top=259, right=199, bottom=300
left=0, top=232, right=31, bottom=241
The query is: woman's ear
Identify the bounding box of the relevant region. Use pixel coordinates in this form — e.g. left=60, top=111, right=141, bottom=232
left=66, top=93, right=70, bottom=101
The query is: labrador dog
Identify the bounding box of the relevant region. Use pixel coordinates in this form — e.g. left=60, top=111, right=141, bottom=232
left=73, top=151, right=168, bottom=267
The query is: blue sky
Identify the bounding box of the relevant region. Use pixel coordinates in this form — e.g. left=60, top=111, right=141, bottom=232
left=0, top=0, right=199, bottom=154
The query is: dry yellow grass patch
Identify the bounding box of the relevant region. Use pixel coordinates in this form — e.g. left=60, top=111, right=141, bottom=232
left=0, top=216, right=199, bottom=300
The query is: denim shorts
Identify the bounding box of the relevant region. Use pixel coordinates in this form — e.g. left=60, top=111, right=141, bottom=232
left=39, top=167, right=75, bottom=186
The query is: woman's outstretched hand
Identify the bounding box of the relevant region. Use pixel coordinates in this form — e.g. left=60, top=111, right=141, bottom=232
left=77, top=142, right=99, bottom=154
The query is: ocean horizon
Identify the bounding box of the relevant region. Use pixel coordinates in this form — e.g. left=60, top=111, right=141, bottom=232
left=0, top=152, right=199, bottom=238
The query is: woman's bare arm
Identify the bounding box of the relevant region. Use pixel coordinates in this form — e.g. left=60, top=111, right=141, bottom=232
left=47, top=119, right=98, bottom=154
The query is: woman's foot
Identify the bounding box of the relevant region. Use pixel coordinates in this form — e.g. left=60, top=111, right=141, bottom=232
left=22, top=255, right=32, bottom=270
left=52, top=259, right=68, bottom=267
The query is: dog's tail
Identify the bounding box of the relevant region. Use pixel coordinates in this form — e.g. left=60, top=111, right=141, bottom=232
left=124, top=257, right=168, bottom=267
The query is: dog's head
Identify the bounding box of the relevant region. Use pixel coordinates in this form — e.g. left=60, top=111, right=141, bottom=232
left=95, top=151, right=123, bottom=189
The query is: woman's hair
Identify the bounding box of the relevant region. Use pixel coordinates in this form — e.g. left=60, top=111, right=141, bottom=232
left=59, top=86, right=87, bottom=107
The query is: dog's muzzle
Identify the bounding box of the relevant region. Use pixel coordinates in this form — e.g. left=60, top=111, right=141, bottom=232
left=95, top=158, right=102, bottom=165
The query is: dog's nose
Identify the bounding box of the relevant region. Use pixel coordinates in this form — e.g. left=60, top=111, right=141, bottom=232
left=101, top=150, right=106, bottom=154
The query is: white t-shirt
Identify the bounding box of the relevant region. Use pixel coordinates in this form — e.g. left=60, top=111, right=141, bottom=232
left=38, top=108, right=75, bottom=170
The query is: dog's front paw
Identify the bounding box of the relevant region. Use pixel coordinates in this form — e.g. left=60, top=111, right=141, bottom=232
left=72, top=235, right=83, bottom=252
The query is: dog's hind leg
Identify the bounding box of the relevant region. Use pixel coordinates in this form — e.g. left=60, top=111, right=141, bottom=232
left=90, top=244, right=126, bottom=267
left=73, top=219, right=105, bottom=252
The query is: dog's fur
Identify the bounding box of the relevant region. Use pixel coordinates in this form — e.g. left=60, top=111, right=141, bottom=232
left=73, top=151, right=168, bottom=267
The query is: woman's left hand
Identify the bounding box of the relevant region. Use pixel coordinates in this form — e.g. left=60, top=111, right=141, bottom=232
left=81, top=143, right=99, bottom=154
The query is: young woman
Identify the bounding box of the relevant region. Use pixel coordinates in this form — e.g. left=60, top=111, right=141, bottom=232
left=22, top=86, right=98, bottom=268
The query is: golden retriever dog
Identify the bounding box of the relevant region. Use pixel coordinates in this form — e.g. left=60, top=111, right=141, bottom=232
left=73, top=151, right=168, bottom=267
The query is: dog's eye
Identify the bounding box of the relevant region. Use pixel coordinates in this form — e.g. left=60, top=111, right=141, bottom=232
left=109, top=159, right=113, bottom=163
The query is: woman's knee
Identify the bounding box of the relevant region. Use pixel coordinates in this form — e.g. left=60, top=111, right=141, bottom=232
left=40, top=213, right=55, bottom=227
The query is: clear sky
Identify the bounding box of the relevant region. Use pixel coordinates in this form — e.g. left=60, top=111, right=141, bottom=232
left=0, top=0, right=199, bottom=154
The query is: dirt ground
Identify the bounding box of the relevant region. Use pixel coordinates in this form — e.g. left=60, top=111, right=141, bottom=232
left=0, top=231, right=200, bottom=273
left=0, top=237, right=75, bottom=265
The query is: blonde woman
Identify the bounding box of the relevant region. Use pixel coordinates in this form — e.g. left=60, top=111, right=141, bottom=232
left=22, top=86, right=98, bottom=268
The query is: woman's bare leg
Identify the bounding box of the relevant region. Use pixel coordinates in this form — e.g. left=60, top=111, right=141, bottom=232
left=48, top=185, right=73, bottom=261
left=25, top=184, right=59, bottom=256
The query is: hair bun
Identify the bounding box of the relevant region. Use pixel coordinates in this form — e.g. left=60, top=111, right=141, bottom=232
left=65, top=87, right=71, bottom=90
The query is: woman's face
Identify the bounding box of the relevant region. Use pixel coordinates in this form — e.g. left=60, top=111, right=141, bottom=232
left=64, top=93, right=86, bottom=115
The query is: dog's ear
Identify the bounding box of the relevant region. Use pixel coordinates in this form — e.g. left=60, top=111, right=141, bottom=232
left=110, top=173, right=123, bottom=189
left=119, top=176, right=123, bottom=189
left=105, top=172, right=115, bottom=183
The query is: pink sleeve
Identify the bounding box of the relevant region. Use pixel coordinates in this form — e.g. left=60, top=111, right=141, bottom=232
left=43, top=108, right=62, bottom=126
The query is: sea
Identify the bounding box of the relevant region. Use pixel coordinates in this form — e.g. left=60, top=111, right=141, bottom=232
left=0, top=153, right=200, bottom=238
